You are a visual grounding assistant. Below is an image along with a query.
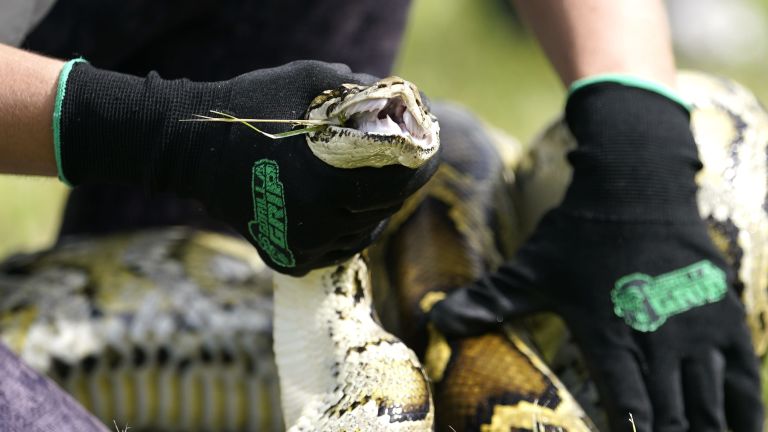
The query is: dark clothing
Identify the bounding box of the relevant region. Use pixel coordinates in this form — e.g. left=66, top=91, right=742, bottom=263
left=22, top=0, right=411, bottom=238
left=24, top=0, right=408, bottom=79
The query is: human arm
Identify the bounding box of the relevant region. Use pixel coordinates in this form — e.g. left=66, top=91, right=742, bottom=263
left=510, top=0, right=676, bottom=88
left=431, top=1, right=763, bottom=431
left=0, top=46, right=438, bottom=275
left=0, top=44, right=62, bottom=176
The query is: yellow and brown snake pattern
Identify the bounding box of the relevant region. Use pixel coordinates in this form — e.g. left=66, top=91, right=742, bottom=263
left=0, top=71, right=766, bottom=431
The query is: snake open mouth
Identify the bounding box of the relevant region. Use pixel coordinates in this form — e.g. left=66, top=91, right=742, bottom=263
left=305, top=77, right=440, bottom=169
left=343, top=97, right=430, bottom=142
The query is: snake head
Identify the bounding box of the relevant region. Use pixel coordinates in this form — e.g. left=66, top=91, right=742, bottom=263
left=305, top=76, right=440, bottom=169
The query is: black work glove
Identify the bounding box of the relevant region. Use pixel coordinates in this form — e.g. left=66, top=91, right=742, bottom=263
left=431, top=82, right=763, bottom=431
left=55, top=60, right=438, bottom=275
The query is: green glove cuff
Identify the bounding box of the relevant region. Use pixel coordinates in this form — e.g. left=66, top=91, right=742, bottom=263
left=569, top=73, right=692, bottom=112
left=52, top=58, right=88, bottom=187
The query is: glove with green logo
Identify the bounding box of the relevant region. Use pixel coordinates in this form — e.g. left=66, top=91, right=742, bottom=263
left=430, top=79, right=762, bottom=431
left=54, top=59, right=438, bottom=275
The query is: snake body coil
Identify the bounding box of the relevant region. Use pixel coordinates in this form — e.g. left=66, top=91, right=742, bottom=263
left=0, top=71, right=766, bottom=431
left=274, top=259, right=432, bottom=431
left=271, top=77, right=438, bottom=431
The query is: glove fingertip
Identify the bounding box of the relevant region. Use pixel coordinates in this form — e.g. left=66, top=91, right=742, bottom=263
left=578, top=346, right=653, bottom=431
left=429, top=293, right=501, bottom=338
left=723, top=339, right=764, bottom=431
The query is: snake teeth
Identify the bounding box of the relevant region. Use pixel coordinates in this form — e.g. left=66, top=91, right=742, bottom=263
left=344, top=97, right=429, bottom=140
left=402, top=110, right=423, bottom=139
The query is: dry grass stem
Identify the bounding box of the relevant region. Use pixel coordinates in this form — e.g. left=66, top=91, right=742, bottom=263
left=180, top=110, right=330, bottom=140
left=113, top=420, right=131, bottom=432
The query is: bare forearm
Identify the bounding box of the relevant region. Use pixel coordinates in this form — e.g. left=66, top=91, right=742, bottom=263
left=0, top=44, right=64, bottom=176
left=511, top=0, right=677, bottom=88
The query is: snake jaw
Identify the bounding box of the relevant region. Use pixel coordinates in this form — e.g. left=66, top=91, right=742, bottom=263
left=305, top=77, right=440, bottom=169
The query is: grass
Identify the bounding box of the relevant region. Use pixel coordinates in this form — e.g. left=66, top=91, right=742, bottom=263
left=629, top=413, right=637, bottom=432
left=0, top=176, right=66, bottom=259
left=113, top=420, right=131, bottom=432
left=395, top=0, right=563, bottom=143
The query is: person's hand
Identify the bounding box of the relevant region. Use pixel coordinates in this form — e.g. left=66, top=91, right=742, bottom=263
left=54, top=60, right=438, bottom=275
left=430, top=82, right=763, bottom=431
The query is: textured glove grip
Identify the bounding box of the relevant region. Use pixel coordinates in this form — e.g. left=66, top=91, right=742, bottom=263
left=562, top=83, right=702, bottom=221
left=57, top=62, right=232, bottom=197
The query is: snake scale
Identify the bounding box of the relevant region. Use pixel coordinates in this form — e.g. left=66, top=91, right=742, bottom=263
left=0, top=71, right=766, bottom=431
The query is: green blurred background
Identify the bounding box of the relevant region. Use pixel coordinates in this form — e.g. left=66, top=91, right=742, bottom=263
left=1, top=0, right=767, bottom=260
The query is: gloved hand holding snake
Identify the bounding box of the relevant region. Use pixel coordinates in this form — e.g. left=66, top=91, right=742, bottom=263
left=54, top=59, right=439, bottom=276
left=431, top=77, right=764, bottom=431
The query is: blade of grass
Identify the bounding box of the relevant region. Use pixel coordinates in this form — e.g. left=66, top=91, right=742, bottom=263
left=180, top=111, right=328, bottom=139
left=182, top=115, right=330, bottom=126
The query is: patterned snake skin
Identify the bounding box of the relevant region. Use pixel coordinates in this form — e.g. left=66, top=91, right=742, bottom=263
left=0, top=71, right=766, bottom=430
left=374, top=71, right=768, bottom=431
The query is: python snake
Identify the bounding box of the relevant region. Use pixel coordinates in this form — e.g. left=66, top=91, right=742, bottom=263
left=0, top=71, right=766, bottom=431
left=272, top=76, right=439, bottom=431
